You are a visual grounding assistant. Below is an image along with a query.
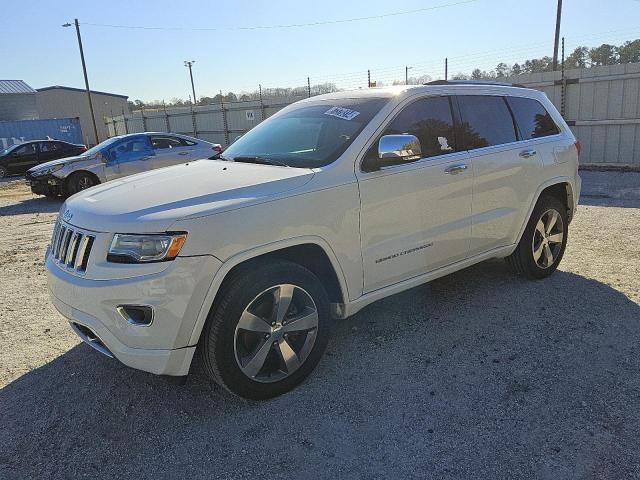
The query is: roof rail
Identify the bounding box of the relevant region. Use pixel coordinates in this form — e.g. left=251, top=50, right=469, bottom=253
left=424, top=80, right=527, bottom=88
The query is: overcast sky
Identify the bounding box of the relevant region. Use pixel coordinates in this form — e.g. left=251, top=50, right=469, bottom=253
left=3, top=0, right=640, bottom=101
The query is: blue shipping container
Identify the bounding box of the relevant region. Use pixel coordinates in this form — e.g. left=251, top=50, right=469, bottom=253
left=0, top=118, right=83, bottom=150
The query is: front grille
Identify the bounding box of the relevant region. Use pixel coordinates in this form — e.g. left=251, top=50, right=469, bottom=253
left=51, top=221, right=95, bottom=273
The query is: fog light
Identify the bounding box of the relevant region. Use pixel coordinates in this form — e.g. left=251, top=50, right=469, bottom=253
left=117, top=305, right=153, bottom=326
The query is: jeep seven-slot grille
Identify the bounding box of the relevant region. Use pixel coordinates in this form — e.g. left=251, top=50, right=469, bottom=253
left=51, top=222, right=95, bottom=273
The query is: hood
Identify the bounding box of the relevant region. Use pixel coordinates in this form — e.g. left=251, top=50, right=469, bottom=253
left=28, top=154, right=93, bottom=172
left=63, top=159, right=315, bottom=233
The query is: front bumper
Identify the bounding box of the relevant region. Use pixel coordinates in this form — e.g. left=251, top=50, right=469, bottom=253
left=46, top=250, right=222, bottom=376
left=25, top=173, right=63, bottom=195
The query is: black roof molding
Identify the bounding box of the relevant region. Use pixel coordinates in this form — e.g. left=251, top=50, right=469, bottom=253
left=424, top=80, right=527, bottom=88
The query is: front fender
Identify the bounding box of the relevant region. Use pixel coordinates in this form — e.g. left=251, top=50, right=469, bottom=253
left=53, top=160, right=106, bottom=182
left=184, top=235, right=350, bottom=346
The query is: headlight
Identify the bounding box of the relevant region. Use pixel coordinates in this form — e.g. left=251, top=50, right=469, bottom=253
left=32, top=164, right=64, bottom=177
left=107, top=233, right=187, bottom=263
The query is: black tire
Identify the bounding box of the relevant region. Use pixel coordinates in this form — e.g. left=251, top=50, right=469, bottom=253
left=200, top=259, right=331, bottom=400
left=66, top=172, right=97, bottom=196
left=505, top=195, right=568, bottom=280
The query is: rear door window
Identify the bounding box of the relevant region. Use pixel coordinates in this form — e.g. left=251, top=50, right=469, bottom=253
left=506, top=96, right=560, bottom=140
left=382, top=96, right=457, bottom=158
left=457, top=95, right=518, bottom=150
left=39, top=142, right=61, bottom=153
left=150, top=135, right=184, bottom=150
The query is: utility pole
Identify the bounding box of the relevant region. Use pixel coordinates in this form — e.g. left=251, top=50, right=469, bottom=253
left=63, top=19, right=99, bottom=146
left=184, top=60, right=197, bottom=104
left=367, top=69, right=371, bottom=88
left=405, top=66, right=413, bottom=85
left=552, top=0, right=563, bottom=70
left=445, top=58, right=448, bottom=81
left=561, top=37, right=567, bottom=118
left=307, top=77, right=311, bottom=97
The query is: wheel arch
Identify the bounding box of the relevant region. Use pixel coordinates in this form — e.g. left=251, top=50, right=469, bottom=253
left=515, top=177, right=576, bottom=246
left=65, top=169, right=101, bottom=189
left=187, top=237, right=350, bottom=346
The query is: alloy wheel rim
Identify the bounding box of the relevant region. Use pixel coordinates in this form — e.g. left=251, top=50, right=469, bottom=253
left=234, top=284, right=319, bottom=383
left=532, top=208, right=564, bottom=268
left=78, top=177, right=93, bottom=190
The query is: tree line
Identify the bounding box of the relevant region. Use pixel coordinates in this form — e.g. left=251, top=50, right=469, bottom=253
left=128, top=82, right=339, bottom=111
left=452, top=39, right=640, bottom=80
left=129, top=39, right=640, bottom=110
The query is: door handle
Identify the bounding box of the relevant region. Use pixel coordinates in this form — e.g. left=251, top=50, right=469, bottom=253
left=519, top=149, right=537, bottom=158
left=141, top=156, right=152, bottom=161
left=178, top=151, right=190, bottom=156
left=444, top=164, right=468, bottom=175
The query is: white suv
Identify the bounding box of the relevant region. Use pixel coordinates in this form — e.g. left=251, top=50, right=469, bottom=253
left=46, top=82, right=581, bottom=399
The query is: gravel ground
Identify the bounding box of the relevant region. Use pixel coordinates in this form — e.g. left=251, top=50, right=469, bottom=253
left=1, top=172, right=639, bottom=479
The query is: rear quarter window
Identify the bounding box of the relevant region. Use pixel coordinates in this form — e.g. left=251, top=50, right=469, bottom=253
left=506, top=96, right=560, bottom=140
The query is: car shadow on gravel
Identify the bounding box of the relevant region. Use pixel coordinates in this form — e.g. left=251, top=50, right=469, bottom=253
left=0, top=196, right=63, bottom=216
left=1, top=261, right=640, bottom=479
left=580, top=194, right=640, bottom=209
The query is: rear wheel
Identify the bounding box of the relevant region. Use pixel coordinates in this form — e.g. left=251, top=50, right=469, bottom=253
left=66, top=172, right=97, bottom=196
left=505, top=195, right=568, bottom=279
left=200, top=259, right=330, bottom=400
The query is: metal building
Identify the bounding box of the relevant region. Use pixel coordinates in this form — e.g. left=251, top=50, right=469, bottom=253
left=0, top=80, right=38, bottom=121
left=36, top=86, right=129, bottom=146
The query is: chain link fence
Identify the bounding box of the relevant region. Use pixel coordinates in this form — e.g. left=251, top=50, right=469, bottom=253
left=105, top=95, right=308, bottom=147
left=106, top=62, right=640, bottom=166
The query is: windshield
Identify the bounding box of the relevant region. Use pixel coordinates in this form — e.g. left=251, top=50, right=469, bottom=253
left=221, top=97, right=389, bottom=168
left=2, top=144, right=21, bottom=155
left=81, top=136, right=124, bottom=157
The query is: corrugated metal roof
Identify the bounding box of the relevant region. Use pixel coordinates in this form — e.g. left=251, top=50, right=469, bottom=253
left=37, top=85, right=128, bottom=99
left=0, top=80, right=37, bottom=95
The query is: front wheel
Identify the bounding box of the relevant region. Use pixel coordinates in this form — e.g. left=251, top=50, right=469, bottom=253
left=505, top=195, right=568, bottom=279
left=66, top=172, right=97, bottom=196
left=200, top=260, right=331, bottom=399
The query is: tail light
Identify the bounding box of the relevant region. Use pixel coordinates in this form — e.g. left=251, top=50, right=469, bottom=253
left=574, top=140, right=581, bottom=156
left=212, top=144, right=223, bottom=154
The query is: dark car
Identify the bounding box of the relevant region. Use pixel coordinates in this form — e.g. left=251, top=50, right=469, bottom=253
left=0, top=140, right=86, bottom=178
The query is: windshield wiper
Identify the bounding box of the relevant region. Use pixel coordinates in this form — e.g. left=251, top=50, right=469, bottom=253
left=230, top=156, right=289, bottom=167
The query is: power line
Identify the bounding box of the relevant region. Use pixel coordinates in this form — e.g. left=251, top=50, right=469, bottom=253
left=81, top=0, right=479, bottom=31
left=128, top=27, right=640, bottom=100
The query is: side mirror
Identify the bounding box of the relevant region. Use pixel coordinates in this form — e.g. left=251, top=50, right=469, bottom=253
left=363, top=134, right=422, bottom=171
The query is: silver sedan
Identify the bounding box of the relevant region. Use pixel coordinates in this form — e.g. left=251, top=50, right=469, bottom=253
left=26, top=132, right=223, bottom=197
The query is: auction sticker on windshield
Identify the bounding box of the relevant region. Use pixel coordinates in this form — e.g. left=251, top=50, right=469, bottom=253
left=324, top=107, right=360, bottom=121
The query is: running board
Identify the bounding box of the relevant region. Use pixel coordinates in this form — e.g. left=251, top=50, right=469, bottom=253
left=332, top=244, right=515, bottom=319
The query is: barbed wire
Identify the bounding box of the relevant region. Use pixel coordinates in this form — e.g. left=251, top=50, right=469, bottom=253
left=133, top=28, right=640, bottom=102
